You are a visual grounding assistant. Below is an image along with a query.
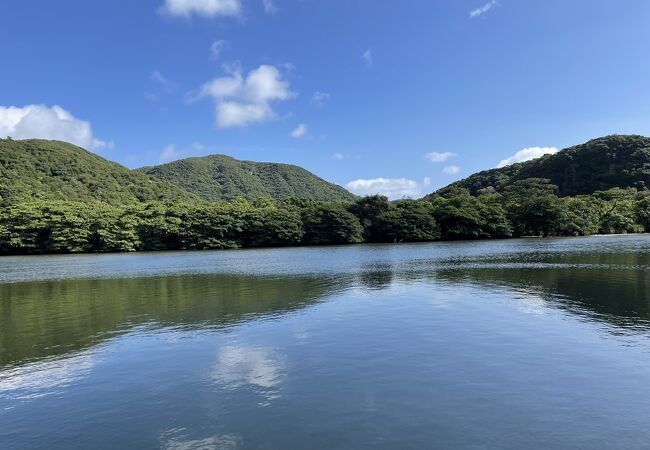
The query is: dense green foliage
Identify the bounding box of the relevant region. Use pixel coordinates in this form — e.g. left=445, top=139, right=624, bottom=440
left=2, top=135, right=650, bottom=255
left=3, top=181, right=650, bottom=254
left=0, top=199, right=359, bottom=254
left=0, top=139, right=198, bottom=206
left=138, top=154, right=356, bottom=202
left=431, top=135, right=650, bottom=197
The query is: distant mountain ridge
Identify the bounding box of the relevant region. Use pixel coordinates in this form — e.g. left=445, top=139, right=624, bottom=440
left=4, top=136, right=649, bottom=208
left=0, top=139, right=354, bottom=206
left=429, top=135, right=650, bottom=197
left=0, top=139, right=198, bottom=206
left=137, top=154, right=356, bottom=202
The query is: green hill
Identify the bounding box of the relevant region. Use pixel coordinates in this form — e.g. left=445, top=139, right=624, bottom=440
left=137, top=154, right=355, bottom=202
left=430, top=135, right=650, bottom=197
left=0, top=139, right=199, bottom=205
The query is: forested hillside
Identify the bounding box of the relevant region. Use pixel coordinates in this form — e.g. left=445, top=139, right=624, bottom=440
left=430, top=135, right=650, bottom=197
left=0, top=139, right=198, bottom=206
left=2, top=135, right=650, bottom=255
left=138, top=154, right=355, bottom=202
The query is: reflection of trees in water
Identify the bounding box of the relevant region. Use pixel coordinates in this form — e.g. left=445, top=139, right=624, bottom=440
left=370, top=249, right=650, bottom=329
left=434, top=265, right=650, bottom=329
left=357, top=262, right=394, bottom=290
left=0, top=274, right=340, bottom=367
left=3, top=248, right=649, bottom=369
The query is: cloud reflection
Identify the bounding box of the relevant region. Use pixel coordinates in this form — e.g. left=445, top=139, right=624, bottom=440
left=213, top=345, right=285, bottom=402
left=0, top=352, right=95, bottom=400
left=161, top=433, right=241, bottom=450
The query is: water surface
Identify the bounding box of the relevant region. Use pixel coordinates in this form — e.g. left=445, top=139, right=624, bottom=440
left=2, top=236, right=650, bottom=449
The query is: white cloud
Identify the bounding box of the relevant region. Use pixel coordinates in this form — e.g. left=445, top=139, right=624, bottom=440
left=192, top=64, right=295, bottom=128
left=160, top=0, right=241, bottom=18
left=332, top=152, right=344, bottom=160
left=469, top=0, right=498, bottom=18
left=423, top=176, right=431, bottom=186
left=362, top=49, right=373, bottom=67
left=209, top=40, right=227, bottom=60
left=262, top=0, right=277, bottom=14
left=0, top=104, right=111, bottom=151
left=217, top=102, right=272, bottom=127
left=425, top=151, right=456, bottom=163
left=443, top=165, right=461, bottom=175
left=497, top=146, right=559, bottom=168
left=290, top=123, right=308, bottom=139
left=346, top=177, right=420, bottom=199
left=311, top=91, right=331, bottom=106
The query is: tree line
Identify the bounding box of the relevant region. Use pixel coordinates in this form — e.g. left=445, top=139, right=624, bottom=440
left=1, top=178, right=649, bottom=254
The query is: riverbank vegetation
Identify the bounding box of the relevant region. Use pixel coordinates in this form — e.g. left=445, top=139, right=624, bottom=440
left=2, top=135, right=650, bottom=255
left=2, top=178, right=649, bottom=254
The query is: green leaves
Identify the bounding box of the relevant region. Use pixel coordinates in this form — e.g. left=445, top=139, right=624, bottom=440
left=0, top=139, right=198, bottom=206
left=374, top=200, right=440, bottom=242
left=243, top=207, right=304, bottom=247
left=137, top=154, right=356, bottom=203
left=302, top=203, right=363, bottom=245
left=427, top=135, right=650, bottom=198
left=1, top=186, right=649, bottom=255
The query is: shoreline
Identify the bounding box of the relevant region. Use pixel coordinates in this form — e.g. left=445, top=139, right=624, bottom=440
left=0, top=232, right=647, bottom=258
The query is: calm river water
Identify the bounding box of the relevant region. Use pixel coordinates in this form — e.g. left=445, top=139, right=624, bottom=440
left=1, top=236, right=650, bottom=449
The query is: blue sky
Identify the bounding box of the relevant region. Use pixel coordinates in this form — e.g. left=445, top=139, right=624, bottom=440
left=1, top=0, right=649, bottom=198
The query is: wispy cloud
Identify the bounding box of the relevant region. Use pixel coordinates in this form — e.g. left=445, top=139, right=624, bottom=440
left=290, top=123, right=308, bottom=139
left=443, top=165, right=461, bottom=175
left=362, top=49, right=373, bottom=67
left=151, top=70, right=175, bottom=92
left=262, top=0, right=277, bottom=14
left=159, top=142, right=211, bottom=163
left=332, top=152, right=344, bottom=160
left=311, top=91, right=331, bottom=106
left=160, top=0, right=241, bottom=18
left=469, top=0, right=498, bottom=19
left=159, top=144, right=182, bottom=163
left=210, top=40, right=228, bottom=60
left=425, top=151, right=456, bottom=163
left=497, top=146, right=558, bottom=168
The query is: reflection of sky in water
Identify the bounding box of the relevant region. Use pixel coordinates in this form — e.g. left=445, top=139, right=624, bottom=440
left=213, top=345, right=285, bottom=404
left=0, top=352, right=95, bottom=401
left=160, top=430, right=241, bottom=450
left=2, top=237, right=650, bottom=449
left=515, top=295, right=548, bottom=316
